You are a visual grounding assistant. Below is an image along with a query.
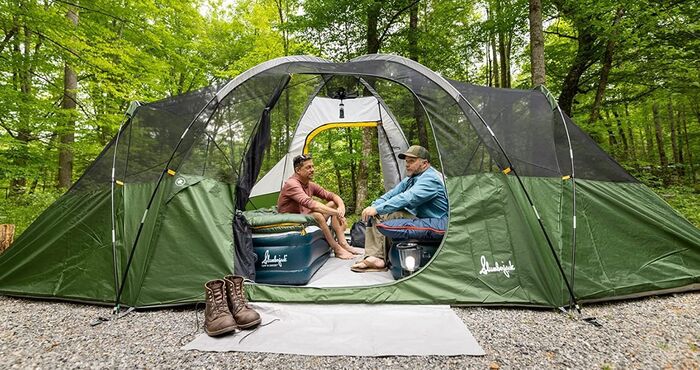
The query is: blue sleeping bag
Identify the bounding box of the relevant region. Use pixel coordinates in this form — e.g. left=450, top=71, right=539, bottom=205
left=376, top=217, right=447, bottom=241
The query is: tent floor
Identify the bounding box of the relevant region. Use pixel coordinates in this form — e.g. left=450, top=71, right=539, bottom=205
left=302, top=253, right=396, bottom=288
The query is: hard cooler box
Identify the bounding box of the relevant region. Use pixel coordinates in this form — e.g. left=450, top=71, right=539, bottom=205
left=252, top=226, right=330, bottom=285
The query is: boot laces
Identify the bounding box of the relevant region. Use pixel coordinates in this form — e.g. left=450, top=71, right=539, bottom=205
left=209, top=288, right=229, bottom=315
left=234, top=284, right=251, bottom=310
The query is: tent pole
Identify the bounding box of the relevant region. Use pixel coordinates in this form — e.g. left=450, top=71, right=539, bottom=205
left=109, top=102, right=139, bottom=313
left=113, top=96, right=221, bottom=312
left=453, top=91, right=580, bottom=310
left=535, top=85, right=578, bottom=311
left=557, top=108, right=577, bottom=311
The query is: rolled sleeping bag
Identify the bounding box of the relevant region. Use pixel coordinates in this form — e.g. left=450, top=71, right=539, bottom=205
left=376, top=217, right=447, bottom=241
left=243, top=207, right=317, bottom=233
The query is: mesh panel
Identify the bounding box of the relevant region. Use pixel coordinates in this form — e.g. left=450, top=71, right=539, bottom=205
left=71, top=86, right=218, bottom=191
left=560, top=115, right=636, bottom=182
left=260, top=75, right=325, bottom=181
left=176, top=73, right=284, bottom=185
left=73, top=57, right=636, bottom=197
left=293, top=59, right=497, bottom=178
left=450, top=81, right=637, bottom=182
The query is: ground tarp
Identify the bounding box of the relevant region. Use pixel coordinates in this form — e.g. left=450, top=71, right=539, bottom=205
left=183, top=303, right=485, bottom=356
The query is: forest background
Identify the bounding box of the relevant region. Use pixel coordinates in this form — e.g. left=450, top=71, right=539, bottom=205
left=0, top=0, right=698, bottom=236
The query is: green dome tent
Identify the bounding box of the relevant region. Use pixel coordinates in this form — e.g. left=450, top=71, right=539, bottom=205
left=0, top=55, right=698, bottom=309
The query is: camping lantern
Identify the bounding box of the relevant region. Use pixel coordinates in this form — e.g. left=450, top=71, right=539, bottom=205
left=396, top=242, right=422, bottom=276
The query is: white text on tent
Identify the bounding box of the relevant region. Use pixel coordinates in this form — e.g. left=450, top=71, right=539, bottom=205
left=479, top=256, right=516, bottom=278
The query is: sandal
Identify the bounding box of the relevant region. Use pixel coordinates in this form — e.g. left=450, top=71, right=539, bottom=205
left=350, top=259, right=388, bottom=273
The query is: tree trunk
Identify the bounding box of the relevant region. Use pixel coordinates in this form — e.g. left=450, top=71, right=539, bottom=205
left=667, top=99, right=678, bottom=165
left=612, top=110, right=628, bottom=159
left=408, top=5, right=428, bottom=149
left=506, top=32, right=512, bottom=88
left=347, top=129, right=357, bottom=212
left=603, top=110, right=618, bottom=148
left=625, top=104, right=637, bottom=162
left=681, top=109, right=695, bottom=182
left=643, top=112, right=654, bottom=161
left=528, top=0, right=545, bottom=86
left=498, top=31, right=508, bottom=88
left=676, top=111, right=684, bottom=177
left=356, top=1, right=382, bottom=212
left=589, top=8, right=623, bottom=127
left=275, top=0, right=289, bottom=56
left=557, top=25, right=598, bottom=116
left=58, top=6, right=79, bottom=189
left=491, top=36, right=499, bottom=87
left=330, top=137, right=342, bottom=196
left=366, top=1, right=381, bottom=54
left=11, top=22, right=42, bottom=196
left=652, top=103, right=669, bottom=183
left=667, top=99, right=681, bottom=181
left=486, top=43, right=492, bottom=86
left=0, top=224, right=15, bottom=254
left=356, top=127, right=373, bottom=211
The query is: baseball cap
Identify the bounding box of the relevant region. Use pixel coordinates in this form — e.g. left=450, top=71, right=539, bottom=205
left=398, top=145, right=430, bottom=161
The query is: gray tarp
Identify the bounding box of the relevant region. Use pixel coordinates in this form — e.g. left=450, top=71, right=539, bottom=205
left=183, top=303, right=485, bottom=356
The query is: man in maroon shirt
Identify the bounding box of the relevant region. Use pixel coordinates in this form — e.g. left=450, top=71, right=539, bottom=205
left=277, top=154, right=362, bottom=259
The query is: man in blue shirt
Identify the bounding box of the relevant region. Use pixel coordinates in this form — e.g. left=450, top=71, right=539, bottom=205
left=351, top=145, right=448, bottom=272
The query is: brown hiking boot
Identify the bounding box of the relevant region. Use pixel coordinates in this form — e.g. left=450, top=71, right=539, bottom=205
left=224, top=275, right=261, bottom=329
left=204, top=279, right=237, bottom=336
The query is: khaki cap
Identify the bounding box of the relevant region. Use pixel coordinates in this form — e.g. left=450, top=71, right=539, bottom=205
left=398, top=145, right=430, bottom=161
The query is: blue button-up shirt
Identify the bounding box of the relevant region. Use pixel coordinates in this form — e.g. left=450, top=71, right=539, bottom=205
left=372, top=166, right=448, bottom=218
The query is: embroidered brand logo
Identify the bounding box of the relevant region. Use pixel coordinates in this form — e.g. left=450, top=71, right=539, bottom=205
left=479, top=255, right=515, bottom=278
left=261, top=250, right=288, bottom=268
left=175, top=177, right=187, bottom=186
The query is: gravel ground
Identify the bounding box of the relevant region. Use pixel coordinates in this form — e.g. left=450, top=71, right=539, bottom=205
left=1, top=292, right=698, bottom=369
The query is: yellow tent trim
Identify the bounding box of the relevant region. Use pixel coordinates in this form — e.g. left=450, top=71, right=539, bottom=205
left=303, top=121, right=379, bottom=154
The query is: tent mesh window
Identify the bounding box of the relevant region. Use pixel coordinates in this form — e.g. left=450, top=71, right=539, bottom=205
left=450, top=81, right=636, bottom=182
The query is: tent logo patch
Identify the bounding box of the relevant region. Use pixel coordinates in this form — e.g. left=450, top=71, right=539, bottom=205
left=479, top=255, right=515, bottom=278
left=175, top=177, right=187, bottom=186
left=261, top=250, right=288, bottom=268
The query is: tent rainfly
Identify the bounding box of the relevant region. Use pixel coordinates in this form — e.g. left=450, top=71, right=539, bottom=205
left=0, top=54, right=698, bottom=309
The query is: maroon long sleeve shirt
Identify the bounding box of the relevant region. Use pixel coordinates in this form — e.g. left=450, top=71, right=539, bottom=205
left=277, top=173, right=334, bottom=214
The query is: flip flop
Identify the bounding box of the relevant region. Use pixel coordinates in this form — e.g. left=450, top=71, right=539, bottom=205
left=350, top=259, right=388, bottom=273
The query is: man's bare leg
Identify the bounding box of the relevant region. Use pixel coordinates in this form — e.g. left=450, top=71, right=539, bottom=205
left=310, top=212, right=355, bottom=259
left=330, top=214, right=363, bottom=255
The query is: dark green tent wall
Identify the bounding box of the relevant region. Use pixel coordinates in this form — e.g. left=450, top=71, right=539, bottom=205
left=1, top=55, right=698, bottom=308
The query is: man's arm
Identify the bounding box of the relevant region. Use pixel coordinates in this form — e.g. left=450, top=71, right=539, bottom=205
left=308, top=184, right=345, bottom=217
left=307, top=197, right=343, bottom=216
left=371, top=178, right=407, bottom=209
left=374, top=174, right=442, bottom=215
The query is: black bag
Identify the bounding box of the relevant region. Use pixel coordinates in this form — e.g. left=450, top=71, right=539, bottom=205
left=350, top=220, right=367, bottom=248
left=233, top=211, right=257, bottom=281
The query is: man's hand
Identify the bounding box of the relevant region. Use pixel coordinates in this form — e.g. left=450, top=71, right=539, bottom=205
left=336, top=205, right=345, bottom=218
left=361, top=206, right=378, bottom=222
